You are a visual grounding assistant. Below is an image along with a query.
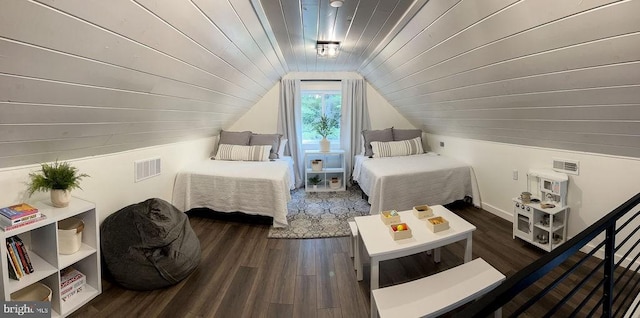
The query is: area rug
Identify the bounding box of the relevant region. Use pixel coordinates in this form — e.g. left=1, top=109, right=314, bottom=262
left=267, top=185, right=371, bottom=239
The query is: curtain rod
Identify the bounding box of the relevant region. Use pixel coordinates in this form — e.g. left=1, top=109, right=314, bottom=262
left=300, top=79, right=342, bottom=82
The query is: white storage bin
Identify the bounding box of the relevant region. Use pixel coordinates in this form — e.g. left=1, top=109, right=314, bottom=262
left=58, top=217, right=84, bottom=255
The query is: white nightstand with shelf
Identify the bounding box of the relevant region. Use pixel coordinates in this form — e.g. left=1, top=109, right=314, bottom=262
left=305, top=150, right=346, bottom=192
left=1, top=197, right=101, bottom=317
left=512, top=198, right=569, bottom=252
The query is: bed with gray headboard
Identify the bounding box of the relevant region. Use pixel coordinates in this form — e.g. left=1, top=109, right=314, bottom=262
left=353, top=128, right=479, bottom=214
left=172, top=131, right=294, bottom=227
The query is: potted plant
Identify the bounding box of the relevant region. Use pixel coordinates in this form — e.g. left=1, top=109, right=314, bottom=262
left=27, top=160, right=89, bottom=208
left=308, top=175, right=322, bottom=190
left=312, top=114, right=339, bottom=152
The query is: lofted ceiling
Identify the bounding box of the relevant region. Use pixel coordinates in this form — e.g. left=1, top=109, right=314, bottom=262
left=0, top=0, right=638, bottom=168
left=255, top=0, right=427, bottom=72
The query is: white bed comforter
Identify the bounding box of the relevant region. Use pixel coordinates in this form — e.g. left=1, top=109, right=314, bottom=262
left=172, top=159, right=292, bottom=227
left=353, top=153, right=480, bottom=214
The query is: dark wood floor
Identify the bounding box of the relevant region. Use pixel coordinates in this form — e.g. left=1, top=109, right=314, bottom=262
left=69, top=202, right=629, bottom=318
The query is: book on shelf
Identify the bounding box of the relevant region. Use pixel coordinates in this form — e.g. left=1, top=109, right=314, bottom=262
left=62, top=285, right=84, bottom=302
left=0, top=203, right=40, bottom=226
left=8, top=238, right=27, bottom=275
left=11, top=236, right=33, bottom=274
left=1, top=214, right=47, bottom=231
left=60, top=267, right=86, bottom=302
left=6, top=254, right=19, bottom=280
left=5, top=236, right=35, bottom=279
left=6, top=239, right=23, bottom=278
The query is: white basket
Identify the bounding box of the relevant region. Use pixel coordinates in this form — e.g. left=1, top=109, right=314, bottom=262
left=329, top=178, right=341, bottom=189
left=58, top=217, right=84, bottom=255
left=311, top=159, right=323, bottom=171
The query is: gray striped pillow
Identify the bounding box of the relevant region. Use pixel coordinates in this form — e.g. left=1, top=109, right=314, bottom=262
left=370, top=137, right=423, bottom=158
left=215, top=144, right=272, bottom=161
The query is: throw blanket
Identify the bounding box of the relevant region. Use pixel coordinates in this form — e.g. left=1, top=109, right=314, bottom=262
left=172, top=159, right=292, bottom=227
left=353, top=153, right=480, bottom=214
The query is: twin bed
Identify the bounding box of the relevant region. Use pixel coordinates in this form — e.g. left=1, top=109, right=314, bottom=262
left=353, top=153, right=480, bottom=214
left=172, top=130, right=295, bottom=228
left=172, top=157, right=294, bottom=228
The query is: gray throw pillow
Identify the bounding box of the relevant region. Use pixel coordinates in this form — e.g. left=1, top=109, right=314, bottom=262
left=362, top=128, right=393, bottom=157
left=219, top=130, right=252, bottom=145
left=249, top=133, right=282, bottom=159
left=393, top=128, right=422, bottom=141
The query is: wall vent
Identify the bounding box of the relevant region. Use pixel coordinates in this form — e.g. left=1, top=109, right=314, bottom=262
left=553, top=158, right=579, bottom=175
left=135, top=157, right=161, bottom=182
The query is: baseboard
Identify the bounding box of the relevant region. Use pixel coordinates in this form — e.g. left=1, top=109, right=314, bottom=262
left=481, top=202, right=512, bottom=222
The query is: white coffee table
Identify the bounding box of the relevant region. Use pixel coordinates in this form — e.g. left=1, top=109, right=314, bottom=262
left=354, top=205, right=476, bottom=290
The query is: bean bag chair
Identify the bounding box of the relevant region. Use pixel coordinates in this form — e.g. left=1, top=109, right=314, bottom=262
left=101, top=198, right=201, bottom=290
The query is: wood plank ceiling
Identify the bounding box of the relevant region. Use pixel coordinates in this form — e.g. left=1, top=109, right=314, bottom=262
left=0, top=0, right=638, bottom=168
left=260, top=0, right=640, bottom=158
left=255, top=0, right=424, bottom=72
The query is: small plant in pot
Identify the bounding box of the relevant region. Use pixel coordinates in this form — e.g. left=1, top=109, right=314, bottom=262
left=312, top=114, right=339, bottom=152
left=308, top=175, right=322, bottom=189
left=27, top=160, right=89, bottom=208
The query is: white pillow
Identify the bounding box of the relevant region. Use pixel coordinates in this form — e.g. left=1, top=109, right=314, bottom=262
left=278, top=138, right=288, bottom=158
left=370, top=137, right=424, bottom=158
left=215, top=144, right=272, bottom=161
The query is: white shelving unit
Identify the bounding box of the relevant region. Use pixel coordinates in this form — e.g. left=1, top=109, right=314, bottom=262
left=1, top=197, right=101, bottom=317
left=305, top=150, right=346, bottom=192
left=512, top=197, right=569, bottom=252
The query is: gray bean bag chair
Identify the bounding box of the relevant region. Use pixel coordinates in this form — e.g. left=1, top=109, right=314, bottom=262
left=101, top=198, right=201, bottom=290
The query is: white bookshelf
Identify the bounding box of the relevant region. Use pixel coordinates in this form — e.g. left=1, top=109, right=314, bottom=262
left=304, top=150, right=346, bottom=192
left=0, top=197, right=101, bottom=317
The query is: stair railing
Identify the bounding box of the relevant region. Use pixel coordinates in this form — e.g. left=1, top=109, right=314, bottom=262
left=456, top=192, right=640, bottom=317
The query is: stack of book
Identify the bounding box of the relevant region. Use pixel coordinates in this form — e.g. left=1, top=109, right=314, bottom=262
left=60, top=267, right=85, bottom=302
left=6, top=236, right=34, bottom=280
left=0, top=203, right=46, bottom=231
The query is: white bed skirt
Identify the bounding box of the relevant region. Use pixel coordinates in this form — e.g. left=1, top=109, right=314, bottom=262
left=172, top=158, right=293, bottom=227
left=353, top=153, right=480, bottom=214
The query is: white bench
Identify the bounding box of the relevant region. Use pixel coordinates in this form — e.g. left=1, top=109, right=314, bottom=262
left=371, top=258, right=505, bottom=318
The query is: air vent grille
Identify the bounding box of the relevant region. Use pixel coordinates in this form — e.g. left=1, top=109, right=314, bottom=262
left=553, top=158, right=579, bottom=175
left=135, top=157, right=161, bottom=182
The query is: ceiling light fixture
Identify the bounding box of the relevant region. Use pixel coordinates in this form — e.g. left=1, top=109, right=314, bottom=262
left=329, top=0, right=344, bottom=8
left=316, top=41, right=340, bottom=58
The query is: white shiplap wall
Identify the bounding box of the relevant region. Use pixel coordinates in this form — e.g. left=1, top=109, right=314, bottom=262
left=1, top=0, right=639, bottom=170
left=362, top=0, right=640, bottom=158
left=0, top=0, right=286, bottom=168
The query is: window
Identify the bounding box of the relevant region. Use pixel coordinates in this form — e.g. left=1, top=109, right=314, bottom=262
left=300, top=82, right=342, bottom=148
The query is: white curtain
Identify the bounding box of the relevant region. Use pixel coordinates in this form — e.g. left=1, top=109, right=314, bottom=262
left=341, top=79, right=370, bottom=185
left=277, top=79, right=304, bottom=188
